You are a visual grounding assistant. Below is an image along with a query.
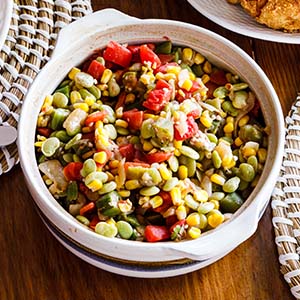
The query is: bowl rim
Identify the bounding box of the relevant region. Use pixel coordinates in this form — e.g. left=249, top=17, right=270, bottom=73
left=18, top=10, right=285, bottom=261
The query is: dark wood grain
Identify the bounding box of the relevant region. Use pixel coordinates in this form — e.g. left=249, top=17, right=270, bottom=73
left=1, top=1, right=299, bottom=299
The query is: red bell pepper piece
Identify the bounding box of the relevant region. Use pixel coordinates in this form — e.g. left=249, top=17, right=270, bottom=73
left=103, top=41, right=132, bottom=68
left=144, top=225, right=170, bottom=242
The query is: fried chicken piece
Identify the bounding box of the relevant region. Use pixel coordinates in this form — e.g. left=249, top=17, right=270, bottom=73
left=228, top=0, right=300, bottom=32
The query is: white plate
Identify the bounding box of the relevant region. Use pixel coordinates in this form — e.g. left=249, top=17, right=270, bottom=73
left=0, top=0, right=13, bottom=51
left=187, top=0, right=300, bottom=44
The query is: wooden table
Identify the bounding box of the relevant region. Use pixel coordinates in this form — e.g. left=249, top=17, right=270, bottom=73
left=1, top=1, right=299, bottom=299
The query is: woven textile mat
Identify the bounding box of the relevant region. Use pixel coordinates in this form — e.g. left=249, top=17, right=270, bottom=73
left=271, top=94, right=300, bottom=299
left=0, top=0, right=92, bottom=175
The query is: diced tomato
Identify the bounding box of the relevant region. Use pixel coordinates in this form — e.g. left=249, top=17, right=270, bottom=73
left=249, top=100, right=260, bottom=119
left=144, top=225, right=170, bottom=242
left=210, top=69, right=227, bottom=86
left=187, top=108, right=202, bottom=119
left=124, top=162, right=150, bottom=172
left=174, top=115, right=199, bottom=141
left=145, top=151, right=173, bottom=164
left=189, top=80, right=201, bottom=93
left=87, top=60, right=106, bottom=81
left=205, top=81, right=219, bottom=99
left=82, top=132, right=95, bottom=141
left=143, top=79, right=172, bottom=112
left=175, top=90, right=192, bottom=103
left=103, top=41, right=132, bottom=68
left=119, top=143, right=135, bottom=161
left=89, top=215, right=100, bottom=230
left=127, top=45, right=141, bottom=63
left=140, top=44, right=161, bottom=69
left=170, top=219, right=186, bottom=240
left=157, top=54, right=175, bottom=65
left=165, top=215, right=178, bottom=227
left=122, top=109, right=144, bottom=131
left=84, top=111, right=107, bottom=126
left=153, top=191, right=172, bottom=213
left=155, top=62, right=178, bottom=74
left=115, top=91, right=126, bottom=110
left=37, top=127, right=52, bottom=137
left=63, top=162, right=83, bottom=181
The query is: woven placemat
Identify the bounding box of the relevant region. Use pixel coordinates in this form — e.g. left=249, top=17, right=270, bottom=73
left=272, top=94, right=300, bottom=299
left=0, top=0, right=92, bottom=175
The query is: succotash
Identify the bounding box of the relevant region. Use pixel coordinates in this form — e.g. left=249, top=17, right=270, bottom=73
left=35, top=40, right=268, bottom=242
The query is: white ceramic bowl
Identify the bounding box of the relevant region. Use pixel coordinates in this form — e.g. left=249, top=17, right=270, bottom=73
left=18, top=9, right=285, bottom=276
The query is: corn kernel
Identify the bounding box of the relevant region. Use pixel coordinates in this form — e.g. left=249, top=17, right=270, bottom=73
left=200, top=110, right=212, bottom=128
left=119, top=190, right=131, bottom=198
left=106, top=218, right=116, bottom=225
left=164, top=73, right=177, bottom=81
left=73, top=102, right=89, bottom=112
left=234, top=137, right=243, bottom=147
left=176, top=205, right=187, bottom=220
left=173, top=140, right=182, bottom=149
left=118, top=199, right=133, bottom=212
left=142, top=140, right=153, bottom=152
left=203, top=61, right=212, bottom=74
left=170, top=187, right=184, bottom=206
left=97, top=83, right=108, bottom=91
left=201, top=74, right=210, bottom=84
left=86, top=179, right=103, bottom=192
left=210, top=174, right=226, bottom=185
left=109, top=160, right=119, bottom=169
left=150, top=195, right=163, bottom=209
left=226, top=116, right=234, bottom=124
left=166, top=65, right=181, bottom=75
left=101, top=69, right=113, bottom=84
left=42, top=95, right=53, bottom=108
left=207, top=211, right=224, bottom=228
left=34, top=141, right=44, bottom=147
left=242, top=147, right=257, bottom=157
left=82, top=126, right=93, bottom=133
left=257, top=148, right=267, bottom=163
left=159, top=164, right=172, bottom=180
left=174, top=149, right=181, bottom=156
left=102, top=90, right=109, bottom=97
left=186, top=212, right=201, bottom=227
left=68, top=67, right=81, bottom=80
left=93, top=151, right=107, bottom=164
left=194, top=189, right=208, bottom=202
left=82, top=150, right=96, bottom=160
left=106, top=172, right=115, bottom=182
left=180, top=78, right=193, bottom=91
left=209, top=200, right=220, bottom=210
left=115, top=119, right=129, bottom=128
left=194, top=52, right=205, bottom=65
left=84, top=97, right=95, bottom=106
left=238, top=115, right=250, bottom=127
left=125, top=179, right=141, bottom=190
left=187, top=227, right=201, bottom=239
left=178, top=165, right=188, bottom=180
left=125, top=93, right=136, bottom=104
left=182, top=47, right=194, bottom=62
left=222, top=158, right=236, bottom=169
left=223, top=122, right=234, bottom=134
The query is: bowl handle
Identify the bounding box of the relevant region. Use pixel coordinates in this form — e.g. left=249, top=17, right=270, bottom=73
left=52, top=9, right=139, bottom=59
left=165, top=197, right=266, bottom=261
